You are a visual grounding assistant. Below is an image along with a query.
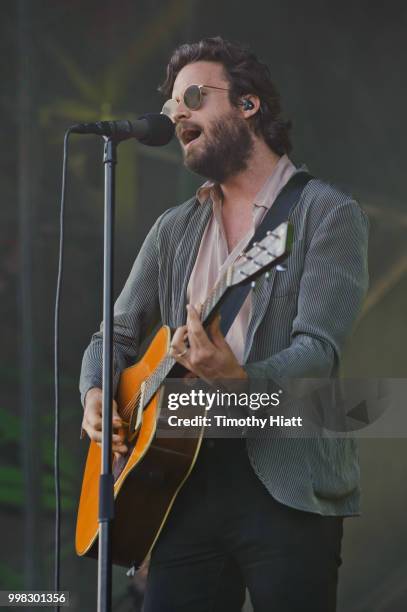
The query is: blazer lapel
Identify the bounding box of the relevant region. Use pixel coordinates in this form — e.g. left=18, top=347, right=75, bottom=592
left=172, top=198, right=213, bottom=326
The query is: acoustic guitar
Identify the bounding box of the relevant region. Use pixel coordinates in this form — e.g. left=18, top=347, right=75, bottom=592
left=75, top=222, right=292, bottom=568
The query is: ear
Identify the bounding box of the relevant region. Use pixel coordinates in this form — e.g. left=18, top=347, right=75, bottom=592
left=239, top=95, right=260, bottom=119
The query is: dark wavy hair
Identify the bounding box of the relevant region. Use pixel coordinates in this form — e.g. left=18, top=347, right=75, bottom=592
left=159, top=36, right=292, bottom=156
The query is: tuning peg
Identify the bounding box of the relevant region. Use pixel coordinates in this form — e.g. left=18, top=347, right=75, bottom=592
left=265, top=271, right=270, bottom=281
left=276, top=264, right=286, bottom=272
left=251, top=281, right=256, bottom=290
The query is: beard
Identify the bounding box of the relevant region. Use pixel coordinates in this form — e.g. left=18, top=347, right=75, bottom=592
left=182, top=112, right=254, bottom=183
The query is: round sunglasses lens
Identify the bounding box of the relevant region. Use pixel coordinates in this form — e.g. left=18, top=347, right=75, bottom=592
left=184, top=85, right=202, bottom=110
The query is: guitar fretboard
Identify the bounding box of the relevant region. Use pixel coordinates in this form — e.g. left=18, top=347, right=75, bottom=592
left=124, top=222, right=289, bottom=422
left=140, top=272, right=230, bottom=411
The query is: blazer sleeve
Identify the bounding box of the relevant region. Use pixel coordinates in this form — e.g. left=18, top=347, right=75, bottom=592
left=79, top=218, right=161, bottom=406
left=243, top=197, right=369, bottom=388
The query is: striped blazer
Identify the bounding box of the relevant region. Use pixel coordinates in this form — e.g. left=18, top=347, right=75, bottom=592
left=80, top=176, right=369, bottom=516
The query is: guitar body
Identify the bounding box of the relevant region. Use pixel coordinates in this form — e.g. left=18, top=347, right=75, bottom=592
left=75, top=325, right=203, bottom=568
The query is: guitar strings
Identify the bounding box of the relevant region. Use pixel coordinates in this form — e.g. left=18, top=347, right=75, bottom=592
left=118, top=276, right=229, bottom=426
left=118, top=237, right=277, bottom=428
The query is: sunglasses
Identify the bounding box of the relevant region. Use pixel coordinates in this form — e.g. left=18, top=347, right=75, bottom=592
left=161, top=84, right=229, bottom=120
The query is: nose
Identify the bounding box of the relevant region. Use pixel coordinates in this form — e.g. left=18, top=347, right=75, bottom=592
left=173, top=99, right=192, bottom=123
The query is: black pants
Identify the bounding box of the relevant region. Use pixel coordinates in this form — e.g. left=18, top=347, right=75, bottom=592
left=143, top=439, right=343, bottom=612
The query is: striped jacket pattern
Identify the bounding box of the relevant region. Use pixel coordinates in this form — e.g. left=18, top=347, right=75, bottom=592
left=80, top=176, right=369, bottom=516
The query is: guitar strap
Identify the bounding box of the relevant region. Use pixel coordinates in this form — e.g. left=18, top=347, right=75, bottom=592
left=218, top=171, right=313, bottom=337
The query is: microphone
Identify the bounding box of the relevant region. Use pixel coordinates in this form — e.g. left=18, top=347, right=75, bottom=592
left=69, top=113, right=174, bottom=146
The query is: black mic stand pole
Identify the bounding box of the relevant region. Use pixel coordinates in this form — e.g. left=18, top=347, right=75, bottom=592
left=90, top=115, right=173, bottom=612
left=98, top=136, right=117, bottom=612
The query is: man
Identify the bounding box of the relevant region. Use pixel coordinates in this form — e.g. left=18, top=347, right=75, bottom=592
left=80, top=37, right=369, bottom=611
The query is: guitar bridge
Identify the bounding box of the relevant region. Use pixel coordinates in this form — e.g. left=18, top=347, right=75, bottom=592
left=128, top=381, right=146, bottom=441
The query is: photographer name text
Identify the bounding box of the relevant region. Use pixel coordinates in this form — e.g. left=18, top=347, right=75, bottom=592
left=166, top=415, right=303, bottom=428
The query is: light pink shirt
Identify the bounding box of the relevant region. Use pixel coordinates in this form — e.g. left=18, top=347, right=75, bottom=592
left=187, top=154, right=296, bottom=364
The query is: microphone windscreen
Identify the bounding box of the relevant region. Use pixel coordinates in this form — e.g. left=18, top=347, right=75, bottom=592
left=138, top=113, right=174, bottom=146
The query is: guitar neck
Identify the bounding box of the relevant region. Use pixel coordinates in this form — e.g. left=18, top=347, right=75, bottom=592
left=141, top=272, right=230, bottom=409
left=199, top=272, right=230, bottom=327
left=135, top=221, right=291, bottom=415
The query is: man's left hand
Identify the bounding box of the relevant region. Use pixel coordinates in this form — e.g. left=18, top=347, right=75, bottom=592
left=170, top=305, right=248, bottom=383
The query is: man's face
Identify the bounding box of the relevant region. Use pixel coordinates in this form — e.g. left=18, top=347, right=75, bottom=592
left=171, top=61, right=254, bottom=183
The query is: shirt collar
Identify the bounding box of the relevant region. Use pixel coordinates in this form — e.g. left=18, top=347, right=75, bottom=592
left=195, top=154, right=298, bottom=210
left=252, top=154, right=297, bottom=209
left=196, top=180, right=221, bottom=206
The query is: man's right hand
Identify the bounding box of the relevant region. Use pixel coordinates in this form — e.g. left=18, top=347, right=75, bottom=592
left=82, top=387, right=128, bottom=456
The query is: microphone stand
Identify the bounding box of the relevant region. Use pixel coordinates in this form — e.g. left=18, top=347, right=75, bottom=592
left=98, top=136, right=118, bottom=612
left=89, top=115, right=173, bottom=612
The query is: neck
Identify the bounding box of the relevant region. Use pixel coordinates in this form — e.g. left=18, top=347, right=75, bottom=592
left=220, top=139, right=281, bottom=208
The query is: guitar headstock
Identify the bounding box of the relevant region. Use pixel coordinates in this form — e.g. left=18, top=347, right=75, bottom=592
left=228, top=221, right=293, bottom=287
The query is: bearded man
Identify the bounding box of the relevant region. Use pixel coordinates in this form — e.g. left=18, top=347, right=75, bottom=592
left=80, top=37, right=369, bottom=612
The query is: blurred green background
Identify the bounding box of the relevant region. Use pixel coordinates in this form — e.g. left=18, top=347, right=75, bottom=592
left=1, top=0, right=406, bottom=610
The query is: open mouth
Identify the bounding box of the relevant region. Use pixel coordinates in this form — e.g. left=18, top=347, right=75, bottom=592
left=181, top=128, right=202, bottom=146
